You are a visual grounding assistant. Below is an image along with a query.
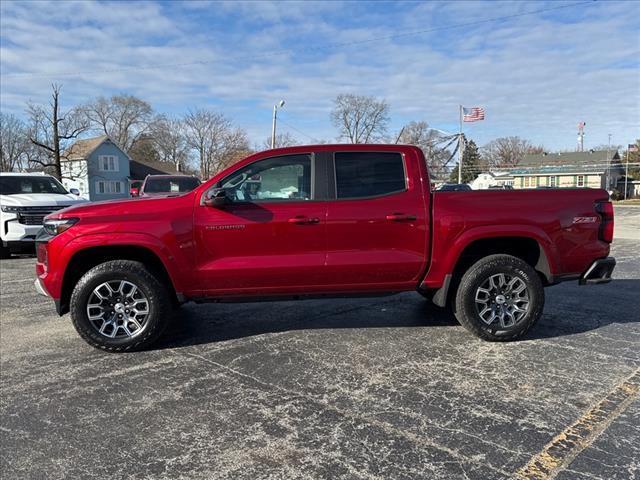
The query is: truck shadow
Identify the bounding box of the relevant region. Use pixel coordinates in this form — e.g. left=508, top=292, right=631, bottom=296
left=155, top=280, right=639, bottom=349
left=156, top=293, right=458, bottom=349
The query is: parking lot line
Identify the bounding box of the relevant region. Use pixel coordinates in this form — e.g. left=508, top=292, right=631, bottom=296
left=515, top=368, right=640, bottom=479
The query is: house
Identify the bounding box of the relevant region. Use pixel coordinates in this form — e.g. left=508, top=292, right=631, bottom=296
left=62, top=136, right=131, bottom=200
left=509, top=150, right=623, bottom=190
left=471, top=172, right=515, bottom=190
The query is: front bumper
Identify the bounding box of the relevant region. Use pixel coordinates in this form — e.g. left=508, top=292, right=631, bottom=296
left=2, top=217, right=42, bottom=244
left=579, top=257, right=616, bottom=285
left=34, top=277, right=49, bottom=297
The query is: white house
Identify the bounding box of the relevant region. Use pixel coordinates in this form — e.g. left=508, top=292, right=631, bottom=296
left=471, top=172, right=515, bottom=190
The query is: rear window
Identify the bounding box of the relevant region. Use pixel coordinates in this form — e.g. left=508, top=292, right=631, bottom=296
left=334, top=152, right=406, bottom=199
left=143, top=177, right=200, bottom=194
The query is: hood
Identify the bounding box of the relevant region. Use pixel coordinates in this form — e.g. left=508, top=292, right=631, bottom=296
left=53, top=194, right=189, bottom=218
left=0, top=193, right=88, bottom=207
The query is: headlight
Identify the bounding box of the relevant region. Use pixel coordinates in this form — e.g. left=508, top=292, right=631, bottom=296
left=43, top=218, right=79, bottom=236
left=1, top=205, right=20, bottom=213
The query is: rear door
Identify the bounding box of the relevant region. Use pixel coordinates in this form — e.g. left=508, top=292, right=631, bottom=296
left=324, top=149, right=429, bottom=289
left=194, top=153, right=327, bottom=294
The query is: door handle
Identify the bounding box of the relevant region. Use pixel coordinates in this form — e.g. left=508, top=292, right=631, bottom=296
left=288, top=216, right=320, bottom=225
left=386, top=213, right=417, bottom=222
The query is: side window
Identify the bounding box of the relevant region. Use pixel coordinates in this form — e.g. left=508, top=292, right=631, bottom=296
left=218, top=154, right=311, bottom=202
left=334, top=152, right=405, bottom=199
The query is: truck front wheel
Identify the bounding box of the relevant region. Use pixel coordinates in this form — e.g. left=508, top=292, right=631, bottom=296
left=70, top=260, right=171, bottom=352
left=453, top=254, right=544, bottom=341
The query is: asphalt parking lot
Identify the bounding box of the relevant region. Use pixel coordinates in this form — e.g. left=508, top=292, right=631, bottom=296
left=1, top=206, right=639, bottom=480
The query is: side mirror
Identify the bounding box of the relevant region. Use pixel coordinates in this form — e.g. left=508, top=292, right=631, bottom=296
left=130, top=187, right=140, bottom=197
left=204, top=188, right=228, bottom=207
left=69, top=188, right=80, bottom=196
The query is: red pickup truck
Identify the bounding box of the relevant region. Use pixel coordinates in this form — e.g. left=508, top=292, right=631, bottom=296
left=35, top=144, right=615, bottom=351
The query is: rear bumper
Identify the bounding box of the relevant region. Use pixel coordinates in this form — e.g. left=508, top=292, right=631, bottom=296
left=579, top=257, right=616, bottom=285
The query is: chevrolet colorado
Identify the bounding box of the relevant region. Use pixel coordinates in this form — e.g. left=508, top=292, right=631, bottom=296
left=34, top=144, right=615, bottom=351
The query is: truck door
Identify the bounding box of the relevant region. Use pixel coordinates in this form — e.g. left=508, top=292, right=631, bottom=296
left=324, top=150, right=429, bottom=289
left=194, top=153, right=327, bottom=294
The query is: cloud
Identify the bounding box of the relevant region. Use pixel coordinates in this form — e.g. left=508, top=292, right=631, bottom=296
left=1, top=0, right=638, bottom=149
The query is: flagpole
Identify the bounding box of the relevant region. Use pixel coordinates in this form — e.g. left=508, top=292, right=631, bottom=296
left=458, top=105, right=463, bottom=184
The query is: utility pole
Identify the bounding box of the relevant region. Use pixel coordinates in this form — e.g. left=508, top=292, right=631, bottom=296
left=458, top=105, right=463, bottom=184
left=271, top=100, right=285, bottom=149
left=624, top=148, right=629, bottom=200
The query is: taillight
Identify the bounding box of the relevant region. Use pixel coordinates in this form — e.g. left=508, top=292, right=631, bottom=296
left=596, top=201, right=614, bottom=243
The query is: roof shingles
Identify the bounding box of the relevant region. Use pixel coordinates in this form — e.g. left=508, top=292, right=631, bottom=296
left=511, top=150, right=621, bottom=175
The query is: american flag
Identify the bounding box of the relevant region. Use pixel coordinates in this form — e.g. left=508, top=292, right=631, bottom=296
left=463, top=107, right=485, bottom=122
left=629, top=143, right=638, bottom=153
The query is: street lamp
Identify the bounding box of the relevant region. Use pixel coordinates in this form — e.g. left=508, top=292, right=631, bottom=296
left=271, top=100, right=285, bottom=149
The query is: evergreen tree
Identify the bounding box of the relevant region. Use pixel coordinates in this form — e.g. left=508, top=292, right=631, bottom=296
left=449, top=139, right=482, bottom=183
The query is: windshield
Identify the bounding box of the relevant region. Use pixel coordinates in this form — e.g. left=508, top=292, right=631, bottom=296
left=0, top=176, right=68, bottom=195
left=143, top=177, right=200, bottom=194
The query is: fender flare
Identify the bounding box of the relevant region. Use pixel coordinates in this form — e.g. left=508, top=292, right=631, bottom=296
left=425, top=225, right=558, bottom=307
left=59, top=232, right=188, bottom=295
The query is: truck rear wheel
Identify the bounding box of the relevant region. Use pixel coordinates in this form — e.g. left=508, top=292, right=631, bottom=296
left=70, top=260, right=171, bottom=352
left=453, top=254, right=544, bottom=341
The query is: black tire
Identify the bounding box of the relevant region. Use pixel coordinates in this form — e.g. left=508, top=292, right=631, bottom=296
left=453, top=254, right=544, bottom=342
left=0, top=244, right=11, bottom=259
left=70, top=260, right=171, bottom=352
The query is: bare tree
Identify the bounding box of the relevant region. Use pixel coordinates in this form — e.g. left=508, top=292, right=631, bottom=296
left=151, top=115, right=189, bottom=172
left=27, top=84, right=89, bottom=180
left=398, top=121, right=454, bottom=180
left=261, top=132, right=299, bottom=150
left=183, top=109, right=249, bottom=179
left=84, top=94, right=153, bottom=152
left=0, top=113, right=29, bottom=172
left=330, top=94, right=389, bottom=143
left=482, top=136, right=540, bottom=169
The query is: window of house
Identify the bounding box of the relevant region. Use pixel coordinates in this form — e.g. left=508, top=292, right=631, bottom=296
left=550, top=176, right=558, bottom=187
left=96, top=181, right=123, bottom=194
left=98, top=155, right=118, bottom=172
left=218, top=154, right=311, bottom=202
left=577, top=175, right=585, bottom=187
left=524, top=177, right=530, bottom=188
left=334, top=152, right=405, bottom=199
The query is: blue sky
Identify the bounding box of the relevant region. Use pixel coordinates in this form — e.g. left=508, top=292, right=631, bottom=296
left=1, top=0, right=639, bottom=150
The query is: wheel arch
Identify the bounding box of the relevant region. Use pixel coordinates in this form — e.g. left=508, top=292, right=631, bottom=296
left=428, top=233, right=555, bottom=307
left=59, top=244, right=180, bottom=315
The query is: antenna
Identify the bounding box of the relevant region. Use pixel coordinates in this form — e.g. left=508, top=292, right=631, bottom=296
left=577, top=121, right=585, bottom=152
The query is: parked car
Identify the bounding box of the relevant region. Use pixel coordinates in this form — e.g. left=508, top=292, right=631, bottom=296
left=1, top=172, right=87, bottom=258
left=35, top=145, right=615, bottom=351
left=131, top=175, right=200, bottom=198
left=129, top=180, right=143, bottom=198
left=437, top=183, right=472, bottom=191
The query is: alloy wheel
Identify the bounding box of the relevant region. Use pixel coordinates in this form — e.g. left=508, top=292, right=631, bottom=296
left=474, top=273, right=530, bottom=328
left=86, top=280, right=149, bottom=339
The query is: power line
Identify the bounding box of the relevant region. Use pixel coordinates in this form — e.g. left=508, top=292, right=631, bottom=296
left=1, top=1, right=596, bottom=79
left=276, top=117, right=320, bottom=143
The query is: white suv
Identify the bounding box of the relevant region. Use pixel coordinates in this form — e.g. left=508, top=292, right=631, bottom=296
left=0, top=173, right=88, bottom=257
